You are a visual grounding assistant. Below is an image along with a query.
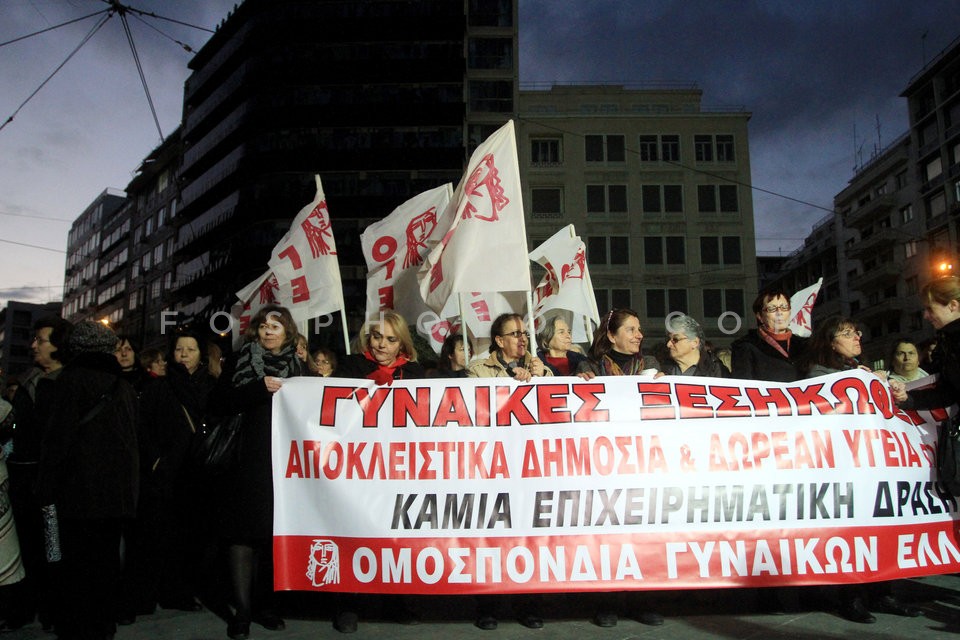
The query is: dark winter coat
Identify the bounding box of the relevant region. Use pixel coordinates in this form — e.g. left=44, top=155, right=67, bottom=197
left=537, top=349, right=588, bottom=376
left=906, top=318, right=960, bottom=411
left=730, top=330, right=808, bottom=382
left=38, top=352, right=139, bottom=520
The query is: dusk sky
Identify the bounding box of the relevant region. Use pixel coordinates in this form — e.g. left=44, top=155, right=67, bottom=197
left=2, top=0, right=959, bottom=309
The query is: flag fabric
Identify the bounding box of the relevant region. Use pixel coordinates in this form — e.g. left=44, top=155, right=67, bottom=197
left=267, top=175, right=345, bottom=323
left=360, top=184, right=453, bottom=339
left=529, top=225, right=600, bottom=344
left=789, top=277, right=823, bottom=337
left=231, top=269, right=280, bottom=348
left=418, top=120, right=530, bottom=313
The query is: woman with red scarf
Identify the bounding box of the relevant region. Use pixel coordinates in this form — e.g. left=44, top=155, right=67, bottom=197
left=731, top=286, right=809, bottom=382
left=337, top=310, right=425, bottom=384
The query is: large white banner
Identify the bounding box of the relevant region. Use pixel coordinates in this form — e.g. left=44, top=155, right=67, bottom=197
left=272, top=369, right=958, bottom=594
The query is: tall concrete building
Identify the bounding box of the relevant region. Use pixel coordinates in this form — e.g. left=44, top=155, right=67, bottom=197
left=518, top=85, right=757, bottom=346
left=171, top=0, right=517, bottom=338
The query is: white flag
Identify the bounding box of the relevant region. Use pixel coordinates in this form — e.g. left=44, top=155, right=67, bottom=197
left=789, top=277, right=823, bottom=337
left=418, top=120, right=530, bottom=313
left=361, top=184, right=453, bottom=330
left=529, top=225, right=600, bottom=344
left=267, top=175, right=345, bottom=323
left=231, top=269, right=280, bottom=348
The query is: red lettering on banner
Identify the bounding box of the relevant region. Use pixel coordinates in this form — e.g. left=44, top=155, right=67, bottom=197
left=744, top=386, right=793, bottom=417
left=708, top=431, right=834, bottom=471
left=496, top=386, right=535, bottom=426
left=537, top=384, right=571, bottom=424
left=278, top=245, right=302, bottom=269
left=285, top=441, right=303, bottom=477
left=394, top=387, right=430, bottom=427
left=432, top=387, right=473, bottom=426
left=676, top=384, right=712, bottom=419
left=319, top=386, right=356, bottom=426
left=572, top=384, right=609, bottom=422
left=290, top=275, right=310, bottom=303
left=378, top=286, right=394, bottom=309
left=356, top=387, right=391, bottom=428
left=638, top=382, right=674, bottom=420
left=830, top=377, right=875, bottom=415
left=786, top=383, right=836, bottom=415
left=372, top=235, right=397, bottom=263
left=347, top=442, right=369, bottom=479
left=475, top=386, right=491, bottom=426
left=710, top=385, right=752, bottom=417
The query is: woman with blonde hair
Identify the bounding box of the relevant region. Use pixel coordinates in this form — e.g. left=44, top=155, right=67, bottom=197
left=337, top=310, right=424, bottom=383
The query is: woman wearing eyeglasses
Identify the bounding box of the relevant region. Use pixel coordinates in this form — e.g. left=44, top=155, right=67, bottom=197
left=731, top=287, right=808, bottom=382
left=660, top=314, right=729, bottom=377
left=801, top=316, right=915, bottom=623
left=466, top=313, right=549, bottom=381
left=337, top=310, right=425, bottom=384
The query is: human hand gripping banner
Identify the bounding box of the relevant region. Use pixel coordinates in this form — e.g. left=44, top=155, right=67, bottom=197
left=272, top=369, right=960, bottom=594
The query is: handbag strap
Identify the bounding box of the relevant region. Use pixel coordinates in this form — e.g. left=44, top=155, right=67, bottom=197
left=77, top=378, right=119, bottom=427
left=180, top=404, right=197, bottom=434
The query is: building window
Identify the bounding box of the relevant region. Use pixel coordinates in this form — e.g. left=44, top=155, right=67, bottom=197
left=588, top=236, right=629, bottom=265
left=594, top=288, right=632, bottom=314
left=469, top=80, right=513, bottom=112
left=906, top=275, right=919, bottom=295
left=587, top=184, right=627, bottom=214
left=703, top=289, right=745, bottom=317
left=639, top=135, right=658, bottom=161
left=694, top=135, right=714, bottom=162
left=647, top=289, right=688, bottom=317
left=698, top=185, right=717, bottom=213
left=896, top=171, right=908, bottom=190
left=715, top=135, right=735, bottom=161
left=905, top=240, right=918, bottom=258
left=642, top=184, right=683, bottom=213
left=531, top=188, right=562, bottom=219
left=661, top=135, right=680, bottom=162
left=468, top=37, right=513, bottom=70
left=585, top=134, right=625, bottom=162
left=719, top=185, right=739, bottom=212
left=645, top=237, right=685, bottom=264
left=700, top=236, right=742, bottom=265
left=926, top=156, right=943, bottom=182
left=900, top=205, right=914, bottom=224
left=531, top=138, right=561, bottom=165
left=928, top=191, right=947, bottom=217
left=663, top=185, right=683, bottom=212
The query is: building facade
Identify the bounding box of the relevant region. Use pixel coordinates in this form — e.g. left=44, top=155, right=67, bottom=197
left=518, top=84, right=757, bottom=346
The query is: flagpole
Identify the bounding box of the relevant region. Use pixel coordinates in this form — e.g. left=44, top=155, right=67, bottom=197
left=526, top=290, right=537, bottom=357
left=458, top=293, right=469, bottom=365
left=338, top=292, right=351, bottom=355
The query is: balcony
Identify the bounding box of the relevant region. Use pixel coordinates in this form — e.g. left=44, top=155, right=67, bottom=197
left=854, top=297, right=906, bottom=322
left=845, top=227, right=899, bottom=258
left=845, top=193, right=895, bottom=227
left=851, top=262, right=902, bottom=291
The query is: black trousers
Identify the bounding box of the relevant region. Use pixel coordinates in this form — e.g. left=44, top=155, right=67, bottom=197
left=55, top=517, right=123, bottom=640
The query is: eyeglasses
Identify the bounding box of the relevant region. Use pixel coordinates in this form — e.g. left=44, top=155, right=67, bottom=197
left=668, top=336, right=690, bottom=344
left=763, top=304, right=791, bottom=313
left=500, top=331, right=529, bottom=340
left=835, top=329, right=863, bottom=339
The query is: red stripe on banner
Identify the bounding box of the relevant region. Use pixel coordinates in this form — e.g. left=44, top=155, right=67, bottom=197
left=275, top=521, right=960, bottom=594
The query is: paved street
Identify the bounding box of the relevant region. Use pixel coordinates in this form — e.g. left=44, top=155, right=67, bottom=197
left=8, top=573, right=960, bottom=639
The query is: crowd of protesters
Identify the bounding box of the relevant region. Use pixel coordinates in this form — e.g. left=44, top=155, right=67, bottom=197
left=1, top=276, right=959, bottom=638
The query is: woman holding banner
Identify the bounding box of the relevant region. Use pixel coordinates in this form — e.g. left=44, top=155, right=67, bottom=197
left=659, top=314, right=728, bottom=377
left=803, top=316, right=917, bottom=623
left=212, top=304, right=301, bottom=639
left=576, top=308, right=662, bottom=627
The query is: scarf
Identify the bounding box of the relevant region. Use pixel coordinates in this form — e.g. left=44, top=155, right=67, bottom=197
left=363, top=351, right=409, bottom=386
left=758, top=325, right=792, bottom=360
left=232, top=340, right=300, bottom=386
left=598, top=351, right=646, bottom=376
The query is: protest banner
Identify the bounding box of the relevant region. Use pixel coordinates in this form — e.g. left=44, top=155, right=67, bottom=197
left=271, top=369, right=958, bottom=594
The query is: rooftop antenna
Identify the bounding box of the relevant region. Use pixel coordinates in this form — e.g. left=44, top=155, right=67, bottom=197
left=922, top=29, right=929, bottom=67
left=875, top=113, right=882, bottom=156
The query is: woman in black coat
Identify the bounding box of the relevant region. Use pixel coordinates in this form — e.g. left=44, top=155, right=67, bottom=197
left=906, top=276, right=960, bottom=410
left=211, top=305, right=302, bottom=639
left=337, top=310, right=425, bottom=383
left=38, top=321, right=139, bottom=640
left=136, top=330, right=217, bottom=613
left=731, top=286, right=808, bottom=382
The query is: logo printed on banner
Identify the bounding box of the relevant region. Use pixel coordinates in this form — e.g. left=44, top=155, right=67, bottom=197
left=561, top=247, right=586, bottom=281
left=258, top=273, right=279, bottom=304
left=302, top=201, right=336, bottom=258
left=403, top=208, right=438, bottom=268
left=306, top=539, right=340, bottom=587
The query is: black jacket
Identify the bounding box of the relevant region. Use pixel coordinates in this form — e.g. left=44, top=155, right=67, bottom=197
left=38, top=352, right=139, bottom=519
left=730, top=330, right=808, bottom=382
left=907, top=318, right=960, bottom=410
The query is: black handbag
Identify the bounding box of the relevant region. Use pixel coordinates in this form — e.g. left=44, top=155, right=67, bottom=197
left=937, top=414, right=960, bottom=496
left=188, top=410, right=243, bottom=474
